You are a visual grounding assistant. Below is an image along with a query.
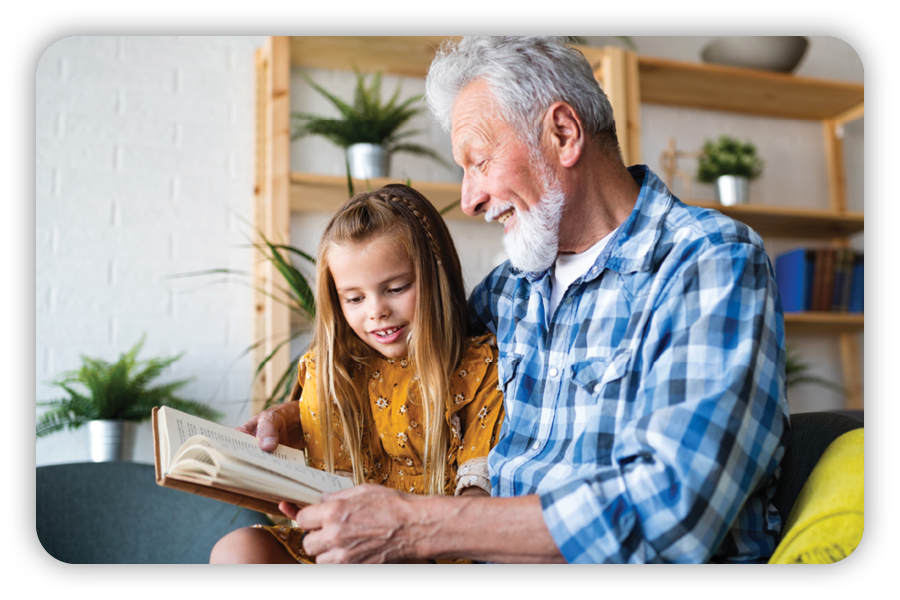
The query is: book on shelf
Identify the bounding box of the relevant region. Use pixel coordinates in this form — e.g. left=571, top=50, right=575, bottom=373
left=849, top=253, right=864, bottom=313
left=775, top=248, right=814, bottom=312
left=832, top=248, right=855, bottom=312
left=152, top=406, right=354, bottom=515
left=774, top=247, right=863, bottom=315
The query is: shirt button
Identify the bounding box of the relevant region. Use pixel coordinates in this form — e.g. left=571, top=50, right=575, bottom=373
left=549, top=367, right=559, bottom=377
left=593, top=384, right=602, bottom=393
left=532, top=442, right=540, bottom=450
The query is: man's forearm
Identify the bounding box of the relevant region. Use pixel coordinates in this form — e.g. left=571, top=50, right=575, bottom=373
left=410, top=494, right=565, bottom=563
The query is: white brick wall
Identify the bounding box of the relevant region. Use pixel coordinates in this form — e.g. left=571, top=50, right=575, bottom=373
left=36, top=36, right=864, bottom=467
left=36, top=36, right=266, bottom=465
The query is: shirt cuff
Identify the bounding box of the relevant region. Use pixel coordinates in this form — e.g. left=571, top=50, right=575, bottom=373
left=454, top=457, right=491, bottom=496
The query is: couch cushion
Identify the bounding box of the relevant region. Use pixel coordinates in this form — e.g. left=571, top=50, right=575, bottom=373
left=768, top=428, right=863, bottom=564
left=36, top=462, right=269, bottom=564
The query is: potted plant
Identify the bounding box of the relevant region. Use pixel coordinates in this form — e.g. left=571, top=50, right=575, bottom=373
left=785, top=346, right=845, bottom=394
left=696, top=135, right=764, bottom=206
left=291, top=69, right=453, bottom=179
left=36, top=337, right=222, bottom=462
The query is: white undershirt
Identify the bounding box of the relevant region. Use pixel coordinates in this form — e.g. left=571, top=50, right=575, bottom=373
left=549, top=228, right=619, bottom=315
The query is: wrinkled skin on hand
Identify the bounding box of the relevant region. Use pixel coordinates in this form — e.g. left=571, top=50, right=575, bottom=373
left=281, top=484, right=427, bottom=564
left=236, top=400, right=303, bottom=452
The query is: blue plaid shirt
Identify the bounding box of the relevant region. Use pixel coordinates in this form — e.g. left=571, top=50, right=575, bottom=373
left=469, top=165, right=789, bottom=564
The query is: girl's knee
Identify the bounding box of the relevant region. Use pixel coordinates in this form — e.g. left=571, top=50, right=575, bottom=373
left=210, top=526, right=297, bottom=564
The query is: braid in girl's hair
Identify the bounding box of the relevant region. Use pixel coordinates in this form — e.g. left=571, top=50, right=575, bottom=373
left=379, top=189, right=444, bottom=266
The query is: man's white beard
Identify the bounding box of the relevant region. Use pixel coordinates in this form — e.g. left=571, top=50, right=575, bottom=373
left=504, top=174, right=566, bottom=273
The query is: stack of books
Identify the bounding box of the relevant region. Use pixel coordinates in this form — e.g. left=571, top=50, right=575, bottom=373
left=774, top=248, right=863, bottom=313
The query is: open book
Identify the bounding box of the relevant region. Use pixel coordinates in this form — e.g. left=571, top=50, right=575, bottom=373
left=153, top=406, right=354, bottom=515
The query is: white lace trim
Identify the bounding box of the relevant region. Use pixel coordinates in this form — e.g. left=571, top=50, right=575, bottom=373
left=454, top=457, right=491, bottom=496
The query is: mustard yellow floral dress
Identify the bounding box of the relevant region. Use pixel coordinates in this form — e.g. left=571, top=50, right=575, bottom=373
left=257, top=334, right=504, bottom=563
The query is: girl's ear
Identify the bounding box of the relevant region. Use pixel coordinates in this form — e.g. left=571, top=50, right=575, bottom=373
left=542, top=101, right=584, bottom=168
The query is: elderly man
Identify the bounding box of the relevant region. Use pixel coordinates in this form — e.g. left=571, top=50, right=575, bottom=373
left=247, top=36, right=789, bottom=564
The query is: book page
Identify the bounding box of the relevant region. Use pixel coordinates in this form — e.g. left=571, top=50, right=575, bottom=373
left=158, top=406, right=352, bottom=495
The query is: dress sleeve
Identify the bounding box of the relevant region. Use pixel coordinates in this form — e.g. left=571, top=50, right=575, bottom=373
left=448, top=335, right=505, bottom=496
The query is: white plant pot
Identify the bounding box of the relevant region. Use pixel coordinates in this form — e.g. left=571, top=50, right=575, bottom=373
left=88, top=420, right=136, bottom=462
left=716, top=175, right=750, bottom=206
left=347, top=143, right=390, bottom=179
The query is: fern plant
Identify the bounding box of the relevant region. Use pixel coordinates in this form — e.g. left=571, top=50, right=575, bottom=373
left=291, top=69, right=452, bottom=170
left=785, top=346, right=845, bottom=393
left=36, top=337, right=221, bottom=438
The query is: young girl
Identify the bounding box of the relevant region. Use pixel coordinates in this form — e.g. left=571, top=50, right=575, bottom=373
left=211, top=184, right=504, bottom=564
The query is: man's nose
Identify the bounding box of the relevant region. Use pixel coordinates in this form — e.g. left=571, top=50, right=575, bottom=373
left=460, top=174, right=488, bottom=217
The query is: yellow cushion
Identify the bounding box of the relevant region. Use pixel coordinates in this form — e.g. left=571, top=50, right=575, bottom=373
left=769, top=428, right=864, bottom=564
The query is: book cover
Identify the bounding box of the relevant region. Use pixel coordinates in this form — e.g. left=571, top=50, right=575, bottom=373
left=775, top=248, right=813, bottom=313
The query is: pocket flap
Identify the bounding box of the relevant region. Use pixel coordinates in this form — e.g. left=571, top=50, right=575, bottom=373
left=571, top=349, right=631, bottom=393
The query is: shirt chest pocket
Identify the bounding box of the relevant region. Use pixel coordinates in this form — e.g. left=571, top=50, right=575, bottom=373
left=497, top=352, right=523, bottom=423
left=571, top=349, right=632, bottom=403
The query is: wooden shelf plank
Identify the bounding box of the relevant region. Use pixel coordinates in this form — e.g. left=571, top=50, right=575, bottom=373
left=289, top=172, right=475, bottom=221
left=637, top=56, right=864, bottom=120
left=291, top=173, right=864, bottom=236
left=784, top=312, right=863, bottom=335
left=684, top=199, right=864, bottom=239
left=289, top=37, right=456, bottom=77
left=287, top=38, right=863, bottom=121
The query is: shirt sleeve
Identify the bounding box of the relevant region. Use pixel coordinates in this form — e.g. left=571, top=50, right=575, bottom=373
left=449, top=337, right=505, bottom=495
left=539, top=240, right=789, bottom=563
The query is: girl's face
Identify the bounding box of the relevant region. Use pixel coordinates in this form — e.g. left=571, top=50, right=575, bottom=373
left=329, top=235, right=417, bottom=359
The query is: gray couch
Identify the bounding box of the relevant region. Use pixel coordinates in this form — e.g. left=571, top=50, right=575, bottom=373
left=36, top=461, right=269, bottom=564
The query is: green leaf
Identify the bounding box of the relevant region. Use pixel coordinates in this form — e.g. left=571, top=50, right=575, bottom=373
left=36, top=337, right=221, bottom=437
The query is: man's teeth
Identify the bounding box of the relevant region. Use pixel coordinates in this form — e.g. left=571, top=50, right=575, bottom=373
left=376, top=327, right=400, bottom=337
left=497, top=209, right=514, bottom=224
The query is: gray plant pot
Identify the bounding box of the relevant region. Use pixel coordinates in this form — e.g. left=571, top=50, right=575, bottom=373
left=347, top=143, right=390, bottom=179
left=716, top=175, right=750, bottom=206
left=88, top=420, right=137, bottom=462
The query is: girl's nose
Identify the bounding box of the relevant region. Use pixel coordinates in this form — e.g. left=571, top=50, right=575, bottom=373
left=368, top=298, right=390, bottom=320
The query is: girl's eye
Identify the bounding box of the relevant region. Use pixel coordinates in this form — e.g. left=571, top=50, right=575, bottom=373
left=344, top=296, right=363, bottom=304
left=388, top=284, right=411, bottom=295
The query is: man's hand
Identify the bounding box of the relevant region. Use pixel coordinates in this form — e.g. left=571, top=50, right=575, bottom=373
left=284, top=485, right=425, bottom=564
left=236, top=401, right=303, bottom=452
left=279, top=485, right=565, bottom=564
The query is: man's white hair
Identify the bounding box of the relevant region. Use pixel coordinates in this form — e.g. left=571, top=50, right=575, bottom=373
left=425, top=36, right=618, bottom=152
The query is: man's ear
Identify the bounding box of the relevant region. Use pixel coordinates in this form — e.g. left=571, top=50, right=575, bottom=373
left=543, top=102, right=584, bottom=168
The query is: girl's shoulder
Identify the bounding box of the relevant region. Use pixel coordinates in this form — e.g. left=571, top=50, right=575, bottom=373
left=297, top=350, right=317, bottom=382
left=462, top=333, right=498, bottom=362
left=452, top=334, right=499, bottom=382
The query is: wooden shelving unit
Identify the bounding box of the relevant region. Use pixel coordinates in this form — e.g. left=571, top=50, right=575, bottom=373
left=256, top=36, right=864, bottom=410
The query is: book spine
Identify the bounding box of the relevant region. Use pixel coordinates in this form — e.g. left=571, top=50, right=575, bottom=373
left=804, top=250, right=815, bottom=311
left=811, top=249, right=826, bottom=312
left=849, top=254, right=864, bottom=313
left=831, top=248, right=851, bottom=312
left=822, top=249, right=835, bottom=312
left=775, top=248, right=809, bottom=313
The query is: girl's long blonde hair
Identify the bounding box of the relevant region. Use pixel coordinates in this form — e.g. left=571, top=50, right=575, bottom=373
left=312, top=184, right=468, bottom=495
